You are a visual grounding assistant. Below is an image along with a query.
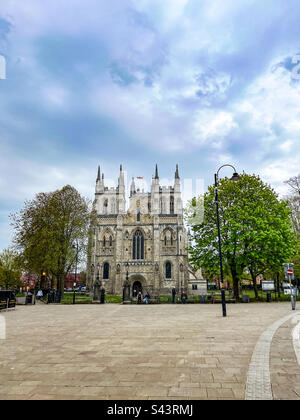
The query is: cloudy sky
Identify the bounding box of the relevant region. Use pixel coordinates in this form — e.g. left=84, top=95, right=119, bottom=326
left=1, top=0, right=300, bottom=250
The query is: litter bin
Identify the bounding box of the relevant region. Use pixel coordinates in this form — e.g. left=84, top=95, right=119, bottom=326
left=55, top=291, right=61, bottom=303
left=100, top=288, right=105, bottom=304
left=25, top=294, right=32, bottom=305
left=199, top=295, right=206, bottom=304
left=266, top=292, right=271, bottom=302
left=242, top=295, right=249, bottom=303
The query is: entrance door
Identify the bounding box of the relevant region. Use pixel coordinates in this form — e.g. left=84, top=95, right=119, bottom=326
left=132, top=281, right=143, bottom=297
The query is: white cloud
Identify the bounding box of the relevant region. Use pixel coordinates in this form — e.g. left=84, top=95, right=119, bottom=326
left=1, top=0, right=300, bottom=250
left=192, top=110, right=237, bottom=146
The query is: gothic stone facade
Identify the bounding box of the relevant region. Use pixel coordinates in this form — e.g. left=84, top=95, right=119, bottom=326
left=86, top=164, right=189, bottom=297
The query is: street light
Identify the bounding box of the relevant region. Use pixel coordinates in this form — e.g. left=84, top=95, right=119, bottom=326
left=126, top=262, right=129, bottom=282
left=97, top=263, right=100, bottom=284
left=215, top=164, right=240, bottom=317
left=72, top=242, right=79, bottom=304
left=123, top=262, right=131, bottom=304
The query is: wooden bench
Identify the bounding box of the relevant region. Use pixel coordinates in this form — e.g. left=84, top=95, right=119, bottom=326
left=8, top=299, right=16, bottom=309
left=210, top=291, right=236, bottom=304
left=148, top=295, right=160, bottom=304
left=0, top=298, right=16, bottom=310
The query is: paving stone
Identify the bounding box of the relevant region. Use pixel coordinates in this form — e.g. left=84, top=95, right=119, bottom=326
left=0, top=303, right=299, bottom=400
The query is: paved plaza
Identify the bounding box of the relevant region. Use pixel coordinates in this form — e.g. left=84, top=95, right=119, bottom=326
left=0, top=302, right=300, bottom=400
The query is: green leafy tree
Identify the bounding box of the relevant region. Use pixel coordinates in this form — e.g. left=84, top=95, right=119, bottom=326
left=188, top=173, right=296, bottom=300
left=10, top=185, right=96, bottom=297
left=290, top=239, right=300, bottom=285
left=0, top=248, right=22, bottom=290
left=285, top=174, right=300, bottom=236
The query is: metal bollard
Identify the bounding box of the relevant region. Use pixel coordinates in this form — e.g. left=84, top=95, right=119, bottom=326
left=292, top=295, right=296, bottom=310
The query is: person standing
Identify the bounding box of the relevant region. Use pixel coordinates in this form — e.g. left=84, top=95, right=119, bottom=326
left=37, top=289, right=43, bottom=300
left=144, top=291, right=150, bottom=304
left=137, top=291, right=142, bottom=304
left=172, top=287, right=176, bottom=304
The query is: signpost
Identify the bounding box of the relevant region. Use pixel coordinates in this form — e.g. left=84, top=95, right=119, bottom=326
left=283, top=263, right=297, bottom=310
left=262, top=280, right=275, bottom=291
left=261, top=280, right=274, bottom=302
left=73, top=282, right=76, bottom=305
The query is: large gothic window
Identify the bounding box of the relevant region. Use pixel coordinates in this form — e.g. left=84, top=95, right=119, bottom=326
left=103, top=263, right=109, bottom=279
left=132, top=230, right=144, bottom=260
left=170, top=197, right=174, bottom=214
left=103, top=199, right=108, bottom=214
left=166, top=262, right=172, bottom=279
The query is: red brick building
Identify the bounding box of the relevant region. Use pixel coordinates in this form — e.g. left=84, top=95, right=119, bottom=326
left=64, top=273, right=83, bottom=289
left=20, top=272, right=84, bottom=290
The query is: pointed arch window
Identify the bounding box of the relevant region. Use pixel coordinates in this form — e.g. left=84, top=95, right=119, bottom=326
left=103, top=263, right=109, bottom=279
left=103, top=236, right=106, bottom=247
left=137, top=210, right=141, bottom=222
left=166, top=262, right=172, bottom=279
left=133, top=230, right=144, bottom=260
left=103, top=199, right=108, bottom=214
left=170, top=196, right=174, bottom=214
left=109, top=236, right=112, bottom=247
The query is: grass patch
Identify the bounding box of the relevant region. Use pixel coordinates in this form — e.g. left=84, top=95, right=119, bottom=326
left=61, top=293, right=93, bottom=304
left=58, top=290, right=299, bottom=304
left=60, top=292, right=123, bottom=304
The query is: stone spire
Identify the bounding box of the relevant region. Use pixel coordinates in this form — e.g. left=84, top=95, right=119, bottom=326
left=96, top=165, right=101, bottom=181
left=118, top=164, right=125, bottom=188
left=118, top=164, right=126, bottom=214
left=155, top=164, right=159, bottom=179
left=95, top=165, right=104, bottom=194
left=174, top=163, right=182, bottom=213
left=130, top=177, right=136, bottom=197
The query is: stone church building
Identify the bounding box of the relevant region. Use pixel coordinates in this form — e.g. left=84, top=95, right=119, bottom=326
left=86, top=164, right=198, bottom=298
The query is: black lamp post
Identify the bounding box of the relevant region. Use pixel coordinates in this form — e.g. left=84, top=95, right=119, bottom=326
left=215, top=165, right=240, bottom=317
left=126, top=262, right=129, bottom=282
left=97, top=263, right=100, bottom=284
left=123, top=262, right=131, bottom=304
left=72, top=242, right=79, bottom=304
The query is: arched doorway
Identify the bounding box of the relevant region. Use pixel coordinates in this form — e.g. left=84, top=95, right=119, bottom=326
left=132, top=280, right=143, bottom=297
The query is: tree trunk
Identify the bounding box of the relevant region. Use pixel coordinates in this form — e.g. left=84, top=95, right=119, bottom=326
left=276, top=272, right=281, bottom=298
left=249, top=269, right=259, bottom=300
left=59, top=274, right=65, bottom=298
left=231, top=268, right=240, bottom=301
